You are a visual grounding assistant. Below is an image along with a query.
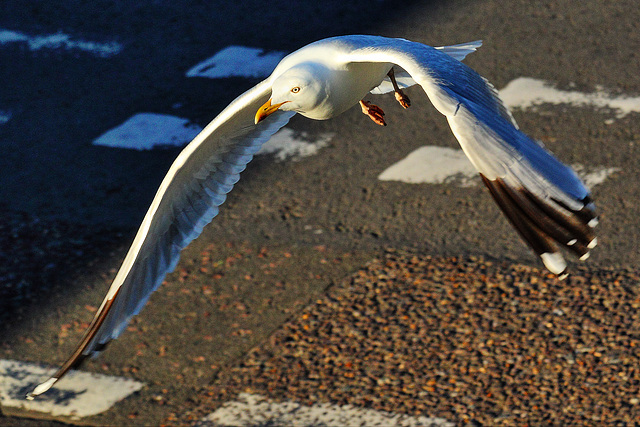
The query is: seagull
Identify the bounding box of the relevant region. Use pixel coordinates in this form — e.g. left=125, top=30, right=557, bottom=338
left=27, top=35, right=597, bottom=399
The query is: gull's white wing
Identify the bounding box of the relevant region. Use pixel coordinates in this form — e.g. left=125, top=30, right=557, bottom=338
left=28, top=79, right=295, bottom=398
left=370, top=40, right=482, bottom=95
left=338, top=36, right=597, bottom=275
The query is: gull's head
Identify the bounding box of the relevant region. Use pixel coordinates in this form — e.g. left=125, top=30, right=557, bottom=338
left=255, top=63, right=330, bottom=124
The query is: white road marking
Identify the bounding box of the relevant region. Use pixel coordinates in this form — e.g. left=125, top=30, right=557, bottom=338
left=500, top=77, right=640, bottom=120
left=92, top=113, right=202, bottom=150
left=572, top=164, right=622, bottom=189
left=0, top=28, right=122, bottom=57
left=257, top=129, right=333, bottom=161
left=0, top=359, right=143, bottom=419
left=198, top=393, right=453, bottom=427
left=186, top=46, right=286, bottom=79
left=378, top=145, right=619, bottom=190
left=379, top=146, right=477, bottom=187
left=93, top=113, right=333, bottom=161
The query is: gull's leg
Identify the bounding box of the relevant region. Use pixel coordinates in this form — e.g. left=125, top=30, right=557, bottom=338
left=360, top=100, right=386, bottom=126
left=388, top=67, right=411, bottom=109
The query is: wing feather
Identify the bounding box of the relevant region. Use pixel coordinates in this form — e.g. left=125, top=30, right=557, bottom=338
left=27, top=79, right=295, bottom=399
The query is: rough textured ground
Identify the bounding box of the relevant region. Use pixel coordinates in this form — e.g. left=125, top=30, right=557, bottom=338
left=180, top=251, right=640, bottom=425
left=0, top=209, right=125, bottom=338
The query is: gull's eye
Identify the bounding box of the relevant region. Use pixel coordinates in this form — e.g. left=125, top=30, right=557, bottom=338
left=291, top=86, right=301, bottom=93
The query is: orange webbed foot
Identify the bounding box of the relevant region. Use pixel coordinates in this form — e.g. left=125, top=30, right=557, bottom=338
left=394, top=90, right=411, bottom=109
left=360, top=100, right=386, bottom=126
left=388, top=67, right=410, bottom=109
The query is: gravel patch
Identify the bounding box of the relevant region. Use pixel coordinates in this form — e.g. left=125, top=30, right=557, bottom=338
left=180, top=251, right=640, bottom=425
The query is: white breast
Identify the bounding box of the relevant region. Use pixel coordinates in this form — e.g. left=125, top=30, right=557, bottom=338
left=301, top=62, right=393, bottom=120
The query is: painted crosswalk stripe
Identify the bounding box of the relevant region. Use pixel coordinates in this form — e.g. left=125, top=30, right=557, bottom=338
left=500, top=77, right=640, bottom=121
left=92, top=113, right=202, bottom=150
left=379, top=146, right=478, bottom=187
left=92, top=112, right=333, bottom=161
left=198, top=393, right=452, bottom=427
left=378, top=145, right=619, bottom=189
left=186, top=46, right=287, bottom=79
left=0, top=28, right=122, bottom=57
left=0, top=359, right=143, bottom=419
left=257, top=130, right=333, bottom=161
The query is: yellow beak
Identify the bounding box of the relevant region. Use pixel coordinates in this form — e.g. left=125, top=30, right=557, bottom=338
left=255, top=98, right=288, bottom=124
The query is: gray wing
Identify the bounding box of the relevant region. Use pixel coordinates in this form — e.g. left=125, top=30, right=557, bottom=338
left=339, top=36, right=597, bottom=276
left=28, top=79, right=295, bottom=399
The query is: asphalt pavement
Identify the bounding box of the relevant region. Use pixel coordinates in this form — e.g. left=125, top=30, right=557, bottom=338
left=1, top=0, right=639, bottom=425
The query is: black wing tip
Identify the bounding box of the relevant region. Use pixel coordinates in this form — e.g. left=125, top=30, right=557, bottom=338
left=480, top=174, right=597, bottom=276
